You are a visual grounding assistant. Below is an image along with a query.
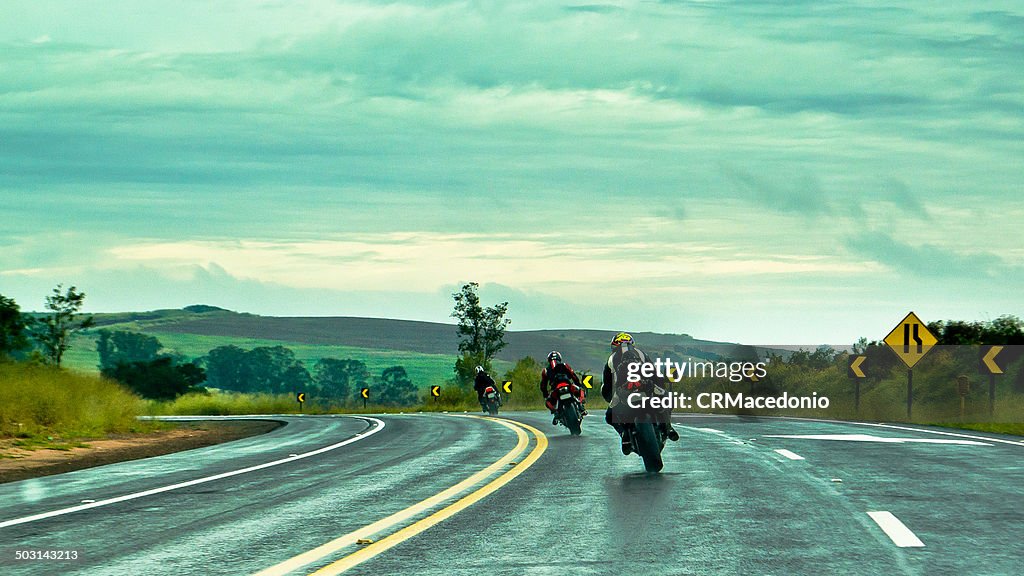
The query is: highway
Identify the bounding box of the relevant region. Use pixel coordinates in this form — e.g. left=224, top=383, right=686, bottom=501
left=1, top=411, right=1022, bottom=575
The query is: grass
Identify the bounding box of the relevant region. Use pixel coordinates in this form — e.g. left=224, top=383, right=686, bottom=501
left=0, top=362, right=160, bottom=450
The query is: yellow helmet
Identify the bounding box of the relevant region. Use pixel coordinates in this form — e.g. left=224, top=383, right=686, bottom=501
left=610, top=332, right=634, bottom=348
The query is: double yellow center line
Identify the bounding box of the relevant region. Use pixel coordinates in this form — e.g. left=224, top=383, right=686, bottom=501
left=252, top=416, right=547, bottom=576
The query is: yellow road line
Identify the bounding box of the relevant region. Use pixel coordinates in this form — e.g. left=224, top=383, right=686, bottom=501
left=252, top=416, right=539, bottom=576
left=308, top=418, right=548, bottom=575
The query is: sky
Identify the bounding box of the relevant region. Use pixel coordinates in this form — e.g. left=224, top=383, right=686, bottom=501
left=2, top=0, right=1022, bottom=345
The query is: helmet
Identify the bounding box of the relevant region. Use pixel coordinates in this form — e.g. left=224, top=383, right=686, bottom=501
left=611, top=332, right=634, bottom=348
left=475, top=365, right=485, bottom=374
left=547, top=351, right=562, bottom=365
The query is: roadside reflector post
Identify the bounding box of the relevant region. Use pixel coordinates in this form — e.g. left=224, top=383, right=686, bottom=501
left=956, top=376, right=970, bottom=420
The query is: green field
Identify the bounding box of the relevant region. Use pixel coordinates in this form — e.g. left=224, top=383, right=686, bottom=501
left=61, top=330, right=515, bottom=392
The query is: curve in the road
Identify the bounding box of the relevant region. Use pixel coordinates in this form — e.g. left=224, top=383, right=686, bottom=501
left=0, top=416, right=385, bottom=530
left=254, top=415, right=547, bottom=576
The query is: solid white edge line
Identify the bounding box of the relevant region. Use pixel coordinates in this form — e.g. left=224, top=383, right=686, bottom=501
left=773, top=449, right=805, bottom=461
left=867, top=511, right=925, bottom=548
left=674, top=413, right=1024, bottom=448
left=0, top=416, right=385, bottom=530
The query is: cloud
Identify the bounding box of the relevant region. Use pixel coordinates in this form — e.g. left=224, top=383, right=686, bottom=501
left=844, top=231, right=1017, bottom=279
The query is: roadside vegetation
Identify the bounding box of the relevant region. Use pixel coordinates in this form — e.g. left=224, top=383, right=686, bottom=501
left=0, top=362, right=160, bottom=452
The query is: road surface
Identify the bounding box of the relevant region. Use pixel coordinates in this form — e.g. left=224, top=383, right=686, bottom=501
left=1, top=411, right=1021, bottom=575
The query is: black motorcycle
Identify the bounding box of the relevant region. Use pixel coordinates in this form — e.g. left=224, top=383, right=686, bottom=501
left=618, top=383, right=670, bottom=472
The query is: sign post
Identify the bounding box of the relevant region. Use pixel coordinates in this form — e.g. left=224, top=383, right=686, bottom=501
left=847, top=354, right=867, bottom=414
left=884, top=312, right=937, bottom=420
left=978, top=345, right=1005, bottom=417
left=296, top=392, right=306, bottom=412
left=360, top=387, right=369, bottom=409
left=430, top=385, right=441, bottom=403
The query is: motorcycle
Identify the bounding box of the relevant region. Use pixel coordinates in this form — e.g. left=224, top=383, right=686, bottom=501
left=481, top=385, right=501, bottom=416
left=618, top=382, right=670, bottom=472
left=552, top=380, right=584, bottom=436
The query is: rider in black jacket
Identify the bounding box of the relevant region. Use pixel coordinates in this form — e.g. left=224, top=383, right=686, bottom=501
left=473, top=366, right=498, bottom=412
left=602, top=332, right=679, bottom=454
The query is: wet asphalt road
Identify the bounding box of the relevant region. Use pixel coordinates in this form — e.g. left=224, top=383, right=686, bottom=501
left=1, top=412, right=1022, bottom=575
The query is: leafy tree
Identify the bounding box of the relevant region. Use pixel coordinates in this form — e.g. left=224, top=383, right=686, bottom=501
left=378, top=366, right=417, bottom=405
left=0, top=293, right=29, bottom=358
left=105, top=357, right=206, bottom=400
left=454, top=351, right=489, bottom=387
left=451, top=282, right=510, bottom=383
left=501, top=356, right=543, bottom=406
left=97, top=330, right=163, bottom=372
left=203, top=345, right=248, bottom=391
left=202, top=345, right=311, bottom=394
left=314, top=358, right=371, bottom=400
left=31, top=284, right=95, bottom=367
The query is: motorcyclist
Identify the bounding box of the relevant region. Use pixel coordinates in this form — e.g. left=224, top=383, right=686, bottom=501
left=473, top=365, right=499, bottom=413
left=539, top=351, right=587, bottom=424
left=602, top=332, right=679, bottom=454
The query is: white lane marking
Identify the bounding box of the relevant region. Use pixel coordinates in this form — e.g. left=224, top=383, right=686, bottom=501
left=774, top=449, right=804, bottom=460
left=0, top=417, right=385, bottom=529
left=695, top=428, right=725, bottom=434
left=867, top=511, right=925, bottom=547
left=772, top=416, right=1024, bottom=448
left=674, top=414, right=1024, bottom=448
left=764, top=434, right=989, bottom=446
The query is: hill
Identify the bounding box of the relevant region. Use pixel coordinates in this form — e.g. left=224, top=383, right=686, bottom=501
left=81, top=307, right=763, bottom=376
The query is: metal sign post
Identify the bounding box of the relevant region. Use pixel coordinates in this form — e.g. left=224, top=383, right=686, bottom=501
left=883, top=312, right=937, bottom=421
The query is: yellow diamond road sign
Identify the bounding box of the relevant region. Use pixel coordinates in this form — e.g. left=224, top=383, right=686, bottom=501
left=884, top=312, right=938, bottom=369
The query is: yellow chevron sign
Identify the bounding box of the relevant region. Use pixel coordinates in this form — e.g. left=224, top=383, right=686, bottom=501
left=848, top=355, right=867, bottom=378
left=502, top=380, right=513, bottom=394
left=980, top=346, right=1005, bottom=375
left=360, top=388, right=370, bottom=399
left=430, top=385, right=441, bottom=397
left=582, top=375, right=593, bottom=389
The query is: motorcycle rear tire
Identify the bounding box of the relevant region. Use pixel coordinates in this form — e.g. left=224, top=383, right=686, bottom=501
left=634, top=421, right=664, bottom=473
left=562, top=403, right=582, bottom=436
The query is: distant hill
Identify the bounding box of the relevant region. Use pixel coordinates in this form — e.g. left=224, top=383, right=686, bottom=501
left=88, top=306, right=766, bottom=375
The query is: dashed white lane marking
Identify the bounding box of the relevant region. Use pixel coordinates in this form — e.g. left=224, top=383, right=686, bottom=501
left=764, top=433, right=990, bottom=446
left=774, top=449, right=805, bottom=460
left=0, top=417, right=385, bottom=529
left=867, top=511, right=925, bottom=547
left=695, top=428, right=725, bottom=434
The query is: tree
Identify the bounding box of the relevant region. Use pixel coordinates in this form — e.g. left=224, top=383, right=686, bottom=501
left=97, top=330, right=163, bottom=372
left=314, top=358, right=371, bottom=400
left=31, top=284, right=94, bottom=367
left=378, top=366, right=418, bottom=406
left=451, top=282, right=510, bottom=383
left=105, top=357, right=206, bottom=400
left=0, top=293, right=29, bottom=358
left=204, top=345, right=248, bottom=391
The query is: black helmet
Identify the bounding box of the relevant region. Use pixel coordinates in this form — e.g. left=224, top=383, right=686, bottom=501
left=547, top=351, right=562, bottom=365
left=475, top=365, right=485, bottom=374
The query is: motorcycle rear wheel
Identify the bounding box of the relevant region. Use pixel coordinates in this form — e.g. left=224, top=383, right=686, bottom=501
left=634, top=421, right=663, bottom=472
